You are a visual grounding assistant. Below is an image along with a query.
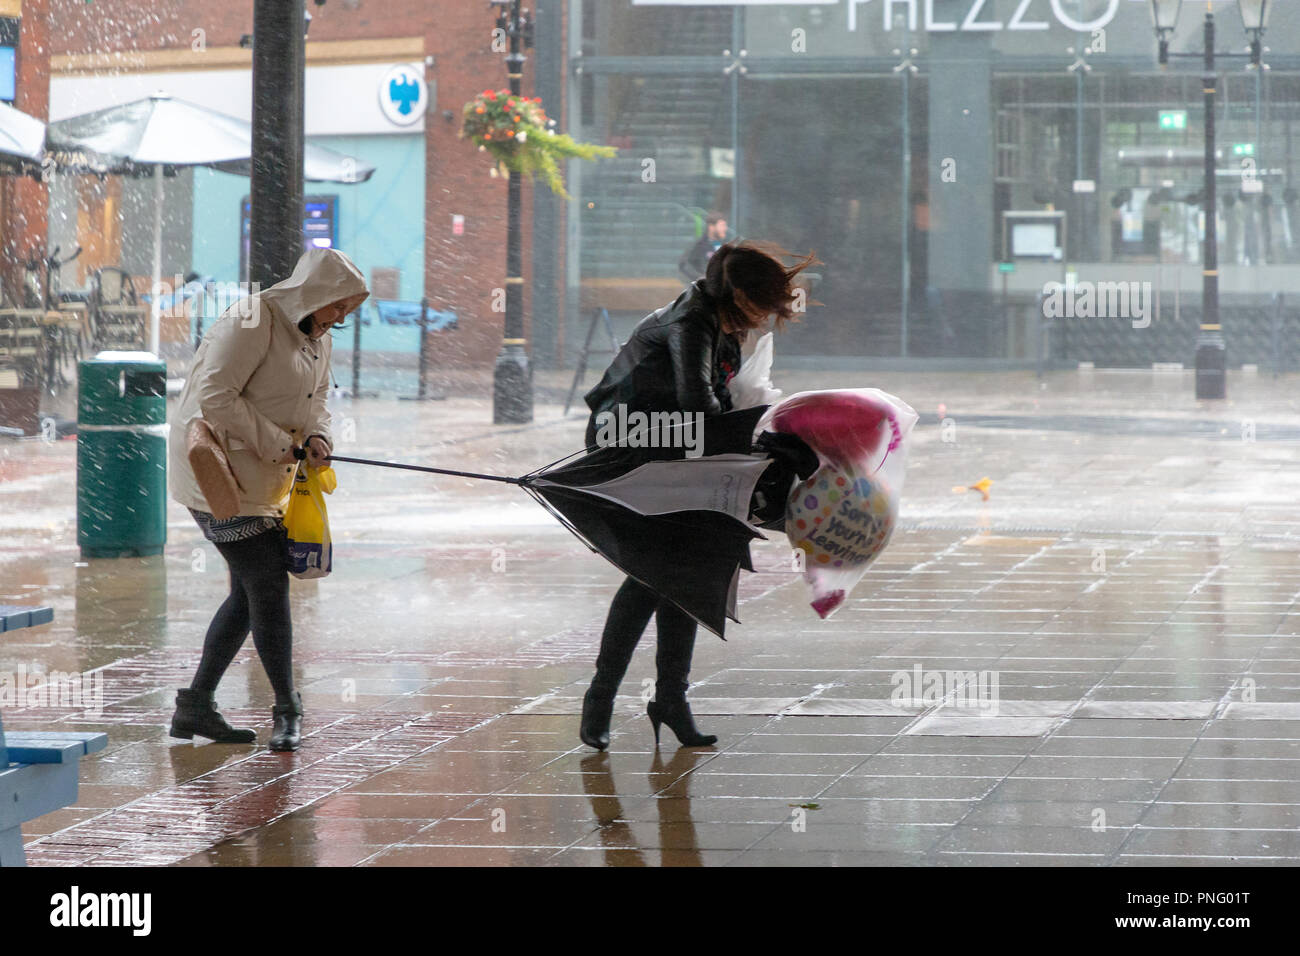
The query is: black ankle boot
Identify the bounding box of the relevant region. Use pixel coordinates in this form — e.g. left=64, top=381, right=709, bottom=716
left=647, top=698, right=717, bottom=748
left=269, top=691, right=303, bottom=752
left=580, top=686, right=616, bottom=751
left=169, top=688, right=256, bottom=744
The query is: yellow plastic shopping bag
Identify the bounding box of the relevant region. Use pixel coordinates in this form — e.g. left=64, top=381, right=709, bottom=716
left=284, top=463, right=337, bottom=579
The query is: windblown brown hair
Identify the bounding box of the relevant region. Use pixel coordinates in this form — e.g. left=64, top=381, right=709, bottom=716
left=703, top=240, right=820, bottom=332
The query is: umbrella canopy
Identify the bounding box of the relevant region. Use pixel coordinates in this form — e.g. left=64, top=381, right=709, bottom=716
left=526, top=457, right=768, bottom=638
left=330, top=407, right=778, bottom=638
left=0, top=101, right=47, bottom=174
left=329, top=406, right=777, bottom=638
left=46, top=92, right=374, bottom=182
left=519, top=405, right=774, bottom=638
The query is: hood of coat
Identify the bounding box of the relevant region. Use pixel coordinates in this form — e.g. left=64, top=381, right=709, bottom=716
left=259, top=248, right=369, bottom=330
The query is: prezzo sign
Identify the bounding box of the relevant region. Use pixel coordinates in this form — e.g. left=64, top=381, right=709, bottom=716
left=631, top=1, right=1123, bottom=34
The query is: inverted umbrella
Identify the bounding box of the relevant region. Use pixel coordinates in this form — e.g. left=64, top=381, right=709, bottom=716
left=329, top=406, right=774, bottom=638
left=46, top=92, right=375, bottom=355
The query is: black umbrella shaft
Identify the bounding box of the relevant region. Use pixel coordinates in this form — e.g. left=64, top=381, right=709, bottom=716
left=326, top=455, right=524, bottom=485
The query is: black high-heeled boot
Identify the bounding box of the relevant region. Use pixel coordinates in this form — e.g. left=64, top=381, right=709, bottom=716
left=647, top=698, right=717, bottom=748
left=269, top=691, right=303, bottom=752
left=169, top=688, right=256, bottom=743
left=580, top=687, right=616, bottom=750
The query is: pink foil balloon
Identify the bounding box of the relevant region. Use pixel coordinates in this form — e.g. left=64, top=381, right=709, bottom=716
left=771, top=390, right=904, bottom=472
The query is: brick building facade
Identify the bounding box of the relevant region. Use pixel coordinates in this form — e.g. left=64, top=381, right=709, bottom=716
left=5, top=0, right=570, bottom=368
left=0, top=0, right=50, bottom=304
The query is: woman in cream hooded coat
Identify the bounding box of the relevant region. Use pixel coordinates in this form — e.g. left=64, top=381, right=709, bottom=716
left=169, top=248, right=368, bottom=751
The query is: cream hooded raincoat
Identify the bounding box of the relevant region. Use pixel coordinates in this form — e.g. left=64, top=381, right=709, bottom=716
left=170, top=248, right=368, bottom=518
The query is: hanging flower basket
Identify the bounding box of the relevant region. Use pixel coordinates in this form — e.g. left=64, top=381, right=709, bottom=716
left=462, top=89, right=616, bottom=198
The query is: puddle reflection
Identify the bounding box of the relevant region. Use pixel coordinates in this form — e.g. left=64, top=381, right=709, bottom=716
left=581, top=749, right=708, bottom=866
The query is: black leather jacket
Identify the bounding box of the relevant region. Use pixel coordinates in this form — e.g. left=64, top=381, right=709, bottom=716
left=584, top=280, right=741, bottom=445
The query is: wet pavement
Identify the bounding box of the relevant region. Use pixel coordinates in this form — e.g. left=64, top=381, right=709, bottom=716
left=4, top=367, right=1300, bottom=866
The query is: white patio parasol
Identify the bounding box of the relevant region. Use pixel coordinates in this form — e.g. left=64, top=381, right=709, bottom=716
left=0, top=100, right=47, bottom=170
left=47, top=92, right=375, bottom=355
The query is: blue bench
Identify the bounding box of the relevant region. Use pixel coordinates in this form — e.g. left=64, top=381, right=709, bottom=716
left=0, top=605, right=54, bottom=632
left=0, top=604, right=108, bottom=867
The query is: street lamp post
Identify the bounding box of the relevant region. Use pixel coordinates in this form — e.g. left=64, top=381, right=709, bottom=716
left=1196, top=10, right=1224, bottom=401
left=892, top=16, right=917, bottom=359
left=1150, top=0, right=1270, bottom=400
left=249, top=0, right=306, bottom=291
left=491, top=0, right=534, bottom=424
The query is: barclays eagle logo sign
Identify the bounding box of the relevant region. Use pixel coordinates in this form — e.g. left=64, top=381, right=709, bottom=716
left=379, top=64, right=428, bottom=127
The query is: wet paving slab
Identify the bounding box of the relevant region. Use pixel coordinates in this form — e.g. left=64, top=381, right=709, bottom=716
left=5, top=369, right=1300, bottom=865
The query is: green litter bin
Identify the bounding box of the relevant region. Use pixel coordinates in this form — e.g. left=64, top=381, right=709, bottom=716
left=77, top=352, right=168, bottom=558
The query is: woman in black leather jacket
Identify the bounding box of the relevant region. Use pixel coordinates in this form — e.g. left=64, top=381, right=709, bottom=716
left=579, top=241, right=816, bottom=750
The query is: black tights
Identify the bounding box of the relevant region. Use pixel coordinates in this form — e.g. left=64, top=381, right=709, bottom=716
left=590, top=577, right=698, bottom=702
left=190, top=527, right=296, bottom=704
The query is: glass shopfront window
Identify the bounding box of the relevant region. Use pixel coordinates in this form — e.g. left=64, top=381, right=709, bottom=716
left=571, top=1, right=1300, bottom=360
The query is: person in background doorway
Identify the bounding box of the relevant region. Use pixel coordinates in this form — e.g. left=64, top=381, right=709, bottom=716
left=679, top=211, right=729, bottom=282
